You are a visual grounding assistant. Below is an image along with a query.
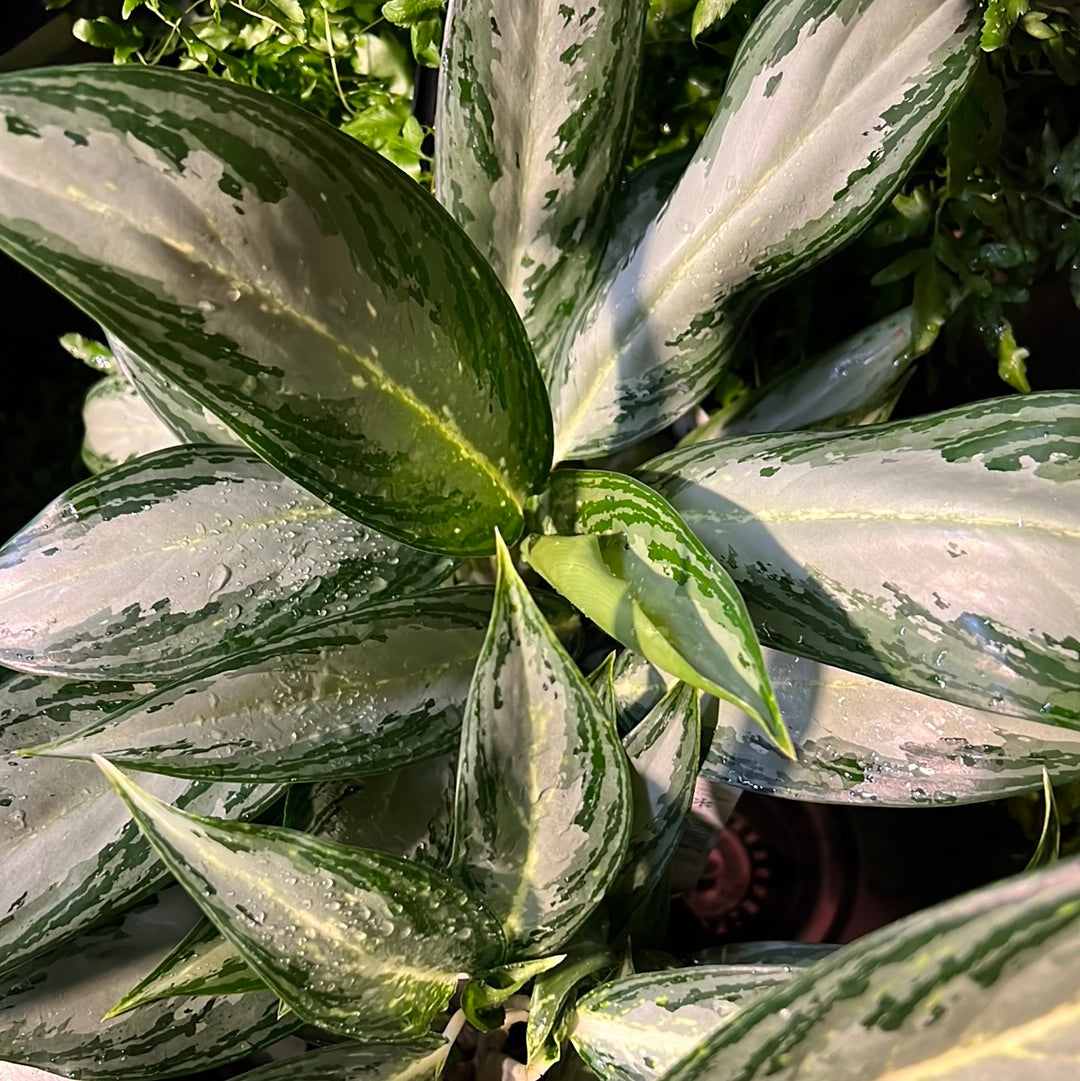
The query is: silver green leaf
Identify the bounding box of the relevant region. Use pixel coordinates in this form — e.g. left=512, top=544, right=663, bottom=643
left=0, top=65, right=552, bottom=556
left=705, top=646, right=1080, bottom=806
left=98, top=759, right=506, bottom=1040
left=549, top=0, right=979, bottom=459
left=284, top=751, right=457, bottom=865
left=451, top=533, right=633, bottom=958
left=0, top=670, right=277, bottom=980
left=611, top=683, right=700, bottom=919
left=106, top=331, right=242, bottom=447
left=80, top=374, right=180, bottom=474
left=525, top=469, right=790, bottom=755
left=23, top=588, right=511, bottom=782
left=569, top=965, right=796, bottom=1081
left=0, top=444, right=453, bottom=681
left=0, top=888, right=295, bottom=1081
left=527, top=945, right=616, bottom=1076
left=682, top=307, right=916, bottom=444
left=105, top=917, right=265, bottom=1018
left=645, top=392, right=1080, bottom=726
left=461, top=955, right=567, bottom=1032
left=660, top=856, right=1080, bottom=1081
left=436, top=0, right=646, bottom=358
left=228, top=1036, right=451, bottom=1081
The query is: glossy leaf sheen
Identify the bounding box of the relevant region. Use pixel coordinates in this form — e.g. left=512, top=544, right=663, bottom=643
left=706, top=646, right=1080, bottom=806
left=80, top=374, right=180, bottom=474
left=549, top=0, right=979, bottom=458
left=661, top=857, right=1080, bottom=1081
left=0, top=65, right=552, bottom=555
left=451, top=534, right=632, bottom=957
left=0, top=670, right=276, bottom=980
left=526, top=470, right=789, bottom=754
left=0, top=445, right=452, bottom=681
left=99, top=760, right=506, bottom=1040
left=229, top=1036, right=450, bottom=1081
left=26, top=588, right=509, bottom=782
left=570, top=965, right=796, bottom=1081
left=0, top=889, right=294, bottom=1081
left=436, top=0, right=646, bottom=358
left=645, top=393, right=1080, bottom=725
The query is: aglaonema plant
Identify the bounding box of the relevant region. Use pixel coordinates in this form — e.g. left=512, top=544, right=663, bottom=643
left=1, top=1, right=1079, bottom=1079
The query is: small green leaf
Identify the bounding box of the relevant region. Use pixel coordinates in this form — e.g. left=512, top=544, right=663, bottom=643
left=97, top=759, right=506, bottom=1040
left=451, top=532, right=633, bottom=958
left=410, top=15, right=442, bottom=67
left=59, top=331, right=114, bottom=372
left=981, top=0, right=1030, bottom=51
left=461, top=956, right=567, bottom=1032
left=105, top=917, right=265, bottom=1018
left=382, top=0, right=443, bottom=27
left=525, top=470, right=791, bottom=756
left=996, top=320, right=1032, bottom=393
left=690, top=0, right=737, bottom=43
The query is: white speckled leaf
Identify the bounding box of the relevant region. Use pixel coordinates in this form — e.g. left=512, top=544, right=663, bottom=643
left=80, top=374, right=180, bottom=474
left=550, top=0, right=979, bottom=459
left=23, top=588, right=506, bottom=782
left=0, top=444, right=453, bottom=681
left=570, top=965, right=796, bottom=1081
left=0, top=888, right=295, bottom=1081
left=660, top=856, right=1080, bottom=1081
left=98, top=760, right=506, bottom=1040
left=706, top=647, right=1080, bottom=806
left=436, top=0, right=646, bottom=358
left=644, top=392, right=1080, bottom=727
left=0, top=670, right=277, bottom=981
left=229, top=1036, right=451, bottom=1081
left=451, top=533, right=632, bottom=958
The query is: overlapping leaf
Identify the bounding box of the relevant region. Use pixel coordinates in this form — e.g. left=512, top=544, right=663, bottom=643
left=24, top=588, right=515, bottom=782
left=80, top=374, right=180, bottom=474
left=0, top=670, right=277, bottom=980
left=645, top=392, right=1080, bottom=726
left=0, top=65, right=552, bottom=554
left=660, top=857, right=1080, bottom=1081
left=451, top=533, right=632, bottom=958
left=436, top=0, right=646, bottom=358
left=229, top=1036, right=451, bottom=1081
left=705, top=646, right=1080, bottom=805
left=99, top=760, right=506, bottom=1040
left=548, top=0, right=979, bottom=458
left=0, top=889, right=295, bottom=1081
left=0, top=445, right=453, bottom=681
left=525, top=469, right=790, bottom=754
left=570, top=965, right=796, bottom=1081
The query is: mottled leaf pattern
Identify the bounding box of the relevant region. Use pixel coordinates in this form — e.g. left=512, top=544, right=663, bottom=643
left=549, top=0, right=979, bottom=458
left=0, top=445, right=452, bottom=681
left=0, top=670, right=277, bottom=980
left=0, top=65, right=552, bottom=554
left=98, top=760, right=506, bottom=1040
left=451, top=533, right=632, bottom=957
left=645, top=392, right=1080, bottom=725
left=228, top=1037, right=451, bottom=1081
left=80, top=374, right=180, bottom=474
left=661, top=857, right=1080, bottom=1081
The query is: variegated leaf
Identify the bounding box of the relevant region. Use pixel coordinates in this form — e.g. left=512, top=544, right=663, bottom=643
left=462, top=956, right=567, bottom=1032
left=549, top=0, right=979, bottom=459
left=106, top=332, right=242, bottom=447
left=569, top=965, right=796, bottom=1081
left=525, top=469, right=790, bottom=754
left=0, top=65, right=552, bottom=555
left=451, top=533, right=632, bottom=958
left=80, top=374, right=180, bottom=474
left=436, top=0, right=646, bottom=358
left=527, top=945, right=616, bottom=1075
left=660, top=856, right=1080, bottom=1081
left=0, top=888, right=295, bottom=1080
left=0, top=444, right=453, bottom=681
left=0, top=670, right=277, bottom=980
left=705, top=646, right=1080, bottom=806
left=106, top=917, right=265, bottom=1018
left=228, top=1036, right=451, bottom=1081
left=682, top=307, right=916, bottom=444
left=611, top=683, right=700, bottom=919
left=283, top=751, right=457, bottom=865
left=644, top=392, right=1080, bottom=726
left=98, top=760, right=506, bottom=1040
left=24, top=588, right=514, bottom=782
